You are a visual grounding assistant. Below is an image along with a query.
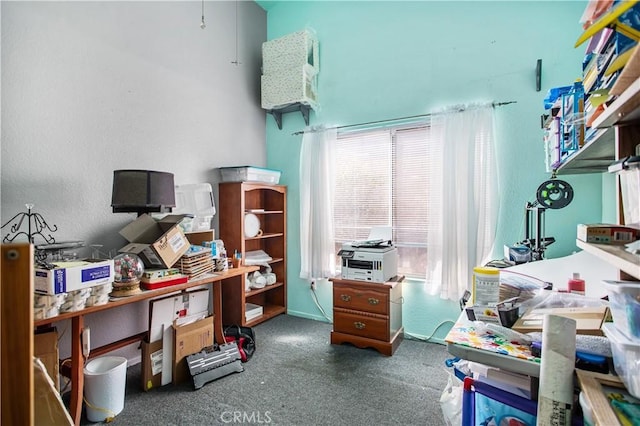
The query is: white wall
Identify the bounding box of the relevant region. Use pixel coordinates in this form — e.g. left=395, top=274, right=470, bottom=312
left=1, top=1, right=266, bottom=361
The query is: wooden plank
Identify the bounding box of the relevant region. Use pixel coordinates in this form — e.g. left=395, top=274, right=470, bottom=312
left=575, top=370, right=624, bottom=426
left=610, top=44, right=640, bottom=96
left=593, top=76, right=640, bottom=128
left=2, top=243, right=34, bottom=426
left=576, top=239, right=640, bottom=278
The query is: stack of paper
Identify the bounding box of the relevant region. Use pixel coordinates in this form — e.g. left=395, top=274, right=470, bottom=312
left=177, top=246, right=214, bottom=279
left=245, top=303, right=263, bottom=322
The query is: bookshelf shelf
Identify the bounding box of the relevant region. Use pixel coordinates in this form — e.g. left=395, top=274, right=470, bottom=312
left=219, top=182, right=288, bottom=327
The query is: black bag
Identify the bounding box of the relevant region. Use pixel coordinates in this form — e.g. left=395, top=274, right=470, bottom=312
left=223, top=325, right=256, bottom=362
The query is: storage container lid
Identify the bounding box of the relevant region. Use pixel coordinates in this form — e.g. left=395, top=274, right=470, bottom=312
left=602, top=322, right=640, bottom=348
left=603, top=279, right=640, bottom=293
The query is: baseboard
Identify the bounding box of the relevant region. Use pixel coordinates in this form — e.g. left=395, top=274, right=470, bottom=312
left=286, top=309, right=332, bottom=324
left=127, top=354, right=142, bottom=366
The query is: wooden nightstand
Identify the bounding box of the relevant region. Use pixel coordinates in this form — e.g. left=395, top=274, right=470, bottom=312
left=330, top=276, right=403, bottom=356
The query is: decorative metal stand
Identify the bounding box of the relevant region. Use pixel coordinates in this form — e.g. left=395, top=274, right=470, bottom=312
left=1, top=203, right=57, bottom=244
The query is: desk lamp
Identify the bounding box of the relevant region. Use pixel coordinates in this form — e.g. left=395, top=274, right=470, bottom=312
left=111, top=170, right=176, bottom=216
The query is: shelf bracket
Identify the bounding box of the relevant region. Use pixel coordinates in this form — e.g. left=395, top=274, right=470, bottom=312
left=271, top=110, right=283, bottom=130
left=266, top=103, right=312, bottom=130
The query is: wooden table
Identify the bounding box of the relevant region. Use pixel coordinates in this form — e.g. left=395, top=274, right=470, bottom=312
left=34, top=265, right=257, bottom=426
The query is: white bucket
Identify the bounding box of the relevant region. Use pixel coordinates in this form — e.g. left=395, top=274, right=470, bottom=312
left=83, top=356, right=127, bottom=422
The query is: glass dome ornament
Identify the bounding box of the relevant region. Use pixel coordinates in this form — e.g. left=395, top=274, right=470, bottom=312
left=111, top=253, right=144, bottom=297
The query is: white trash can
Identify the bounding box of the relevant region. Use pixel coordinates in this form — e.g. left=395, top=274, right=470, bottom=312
left=83, top=356, right=128, bottom=422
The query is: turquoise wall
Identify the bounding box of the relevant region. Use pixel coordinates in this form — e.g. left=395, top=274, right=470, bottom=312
left=262, top=1, right=603, bottom=343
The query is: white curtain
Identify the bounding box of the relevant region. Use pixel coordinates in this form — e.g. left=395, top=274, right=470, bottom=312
left=299, top=126, right=338, bottom=281
left=425, top=104, right=499, bottom=301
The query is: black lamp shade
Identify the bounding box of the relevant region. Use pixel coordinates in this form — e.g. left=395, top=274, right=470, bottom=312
left=111, top=170, right=176, bottom=215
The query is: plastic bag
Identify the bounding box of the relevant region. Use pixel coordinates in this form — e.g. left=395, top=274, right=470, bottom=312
left=439, top=369, right=463, bottom=426
left=524, top=291, right=608, bottom=311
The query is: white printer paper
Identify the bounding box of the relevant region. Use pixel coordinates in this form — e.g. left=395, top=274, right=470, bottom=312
left=368, top=226, right=392, bottom=241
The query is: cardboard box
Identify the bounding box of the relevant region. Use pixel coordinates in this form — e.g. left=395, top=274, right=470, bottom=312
left=34, top=259, right=114, bottom=294
left=185, top=230, right=215, bottom=246
left=34, top=328, right=59, bottom=391
left=141, top=337, right=164, bottom=392
left=172, top=316, right=214, bottom=385
left=577, top=223, right=639, bottom=245
left=511, top=306, right=609, bottom=336
left=119, top=214, right=190, bottom=268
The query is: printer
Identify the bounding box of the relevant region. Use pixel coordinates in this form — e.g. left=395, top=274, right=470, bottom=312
left=337, top=238, right=398, bottom=283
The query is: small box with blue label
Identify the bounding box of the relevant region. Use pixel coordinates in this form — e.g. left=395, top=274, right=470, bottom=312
left=35, top=259, right=115, bottom=294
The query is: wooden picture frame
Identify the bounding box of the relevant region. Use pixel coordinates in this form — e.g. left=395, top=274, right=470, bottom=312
left=576, top=369, right=631, bottom=426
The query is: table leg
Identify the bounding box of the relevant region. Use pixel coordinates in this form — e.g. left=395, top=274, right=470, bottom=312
left=70, top=316, right=84, bottom=425
left=213, top=282, right=225, bottom=345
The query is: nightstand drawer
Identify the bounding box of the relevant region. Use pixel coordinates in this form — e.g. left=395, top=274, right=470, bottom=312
left=333, top=309, right=389, bottom=341
left=333, top=283, right=389, bottom=315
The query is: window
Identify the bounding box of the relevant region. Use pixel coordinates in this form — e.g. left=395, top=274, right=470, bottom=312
left=334, top=124, right=432, bottom=279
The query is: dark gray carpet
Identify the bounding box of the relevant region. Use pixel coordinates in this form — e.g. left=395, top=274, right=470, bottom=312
left=81, top=314, right=452, bottom=425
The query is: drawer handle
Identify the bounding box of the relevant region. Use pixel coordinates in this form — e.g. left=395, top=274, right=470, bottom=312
left=340, top=294, right=351, bottom=302
left=354, top=321, right=366, bottom=330
left=368, top=297, right=380, bottom=305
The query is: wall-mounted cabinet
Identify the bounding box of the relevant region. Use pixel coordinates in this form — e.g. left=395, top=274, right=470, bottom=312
left=218, top=182, right=287, bottom=326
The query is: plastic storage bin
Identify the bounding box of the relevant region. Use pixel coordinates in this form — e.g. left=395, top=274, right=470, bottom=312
left=602, top=322, right=640, bottom=399
left=83, top=356, right=128, bottom=422
left=173, top=183, right=216, bottom=232
left=219, top=166, right=281, bottom=184
left=603, top=280, right=640, bottom=339
left=262, top=29, right=319, bottom=75
left=261, top=63, right=318, bottom=111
